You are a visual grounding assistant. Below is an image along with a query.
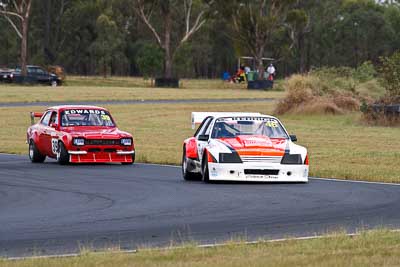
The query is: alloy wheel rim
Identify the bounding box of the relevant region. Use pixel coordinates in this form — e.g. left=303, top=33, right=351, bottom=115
left=29, top=144, right=34, bottom=159
left=182, top=156, right=187, bottom=174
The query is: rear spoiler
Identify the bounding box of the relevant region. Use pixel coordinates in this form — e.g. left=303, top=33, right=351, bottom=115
left=191, top=112, right=262, bottom=129
left=30, top=112, right=43, bottom=125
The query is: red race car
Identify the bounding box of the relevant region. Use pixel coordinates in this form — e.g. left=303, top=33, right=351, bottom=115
left=27, top=105, right=135, bottom=165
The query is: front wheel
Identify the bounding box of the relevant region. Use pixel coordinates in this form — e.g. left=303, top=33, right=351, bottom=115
left=57, top=142, right=69, bottom=165
left=182, top=149, right=200, bottom=181
left=201, top=157, right=210, bottom=183
left=29, top=140, right=46, bottom=163
left=122, top=153, right=135, bottom=165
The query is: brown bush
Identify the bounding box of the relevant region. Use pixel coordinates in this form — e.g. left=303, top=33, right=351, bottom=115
left=331, top=92, right=360, bottom=111
left=276, top=96, right=344, bottom=115
left=274, top=74, right=360, bottom=115
left=296, top=97, right=344, bottom=115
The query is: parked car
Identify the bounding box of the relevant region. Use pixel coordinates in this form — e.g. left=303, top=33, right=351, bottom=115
left=27, top=105, right=135, bottom=164
left=182, top=112, right=309, bottom=183
left=12, top=65, right=62, bottom=86
left=0, top=68, right=14, bottom=83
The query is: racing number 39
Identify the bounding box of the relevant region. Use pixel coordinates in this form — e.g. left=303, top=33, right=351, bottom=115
left=51, top=138, right=58, bottom=154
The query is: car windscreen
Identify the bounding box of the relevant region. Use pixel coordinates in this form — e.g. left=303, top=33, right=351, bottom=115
left=211, top=117, right=288, bottom=139
left=60, top=109, right=115, bottom=127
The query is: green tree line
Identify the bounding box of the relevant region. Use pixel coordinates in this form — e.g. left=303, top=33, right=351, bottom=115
left=1, top=0, right=400, bottom=78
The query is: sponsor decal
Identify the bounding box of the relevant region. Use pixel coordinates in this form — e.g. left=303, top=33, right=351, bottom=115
left=246, top=175, right=279, bottom=179
left=101, top=114, right=111, bottom=121
left=243, top=136, right=273, bottom=147
left=265, top=120, right=278, bottom=128
left=64, top=109, right=106, bottom=115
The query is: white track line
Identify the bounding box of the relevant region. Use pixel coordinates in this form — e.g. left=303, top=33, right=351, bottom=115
left=310, top=177, right=400, bottom=186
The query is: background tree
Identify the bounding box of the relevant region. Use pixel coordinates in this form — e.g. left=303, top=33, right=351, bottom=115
left=136, top=42, right=163, bottom=86
left=218, top=0, right=299, bottom=79
left=92, top=13, right=124, bottom=77
left=133, top=0, right=214, bottom=78
left=1, top=0, right=400, bottom=78
left=0, top=0, right=32, bottom=75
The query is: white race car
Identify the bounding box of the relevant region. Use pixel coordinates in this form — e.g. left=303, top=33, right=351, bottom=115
left=182, top=112, right=309, bottom=183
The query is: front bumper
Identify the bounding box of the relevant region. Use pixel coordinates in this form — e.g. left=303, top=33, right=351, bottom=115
left=208, top=162, right=309, bottom=182
left=68, top=150, right=135, bottom=163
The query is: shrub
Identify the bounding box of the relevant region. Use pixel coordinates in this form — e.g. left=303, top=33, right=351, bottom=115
left=354, top=61, right=376, bottom=83
left=360, top=52, right=400, bottom=126
left=379, top=51, right=400, bottom=101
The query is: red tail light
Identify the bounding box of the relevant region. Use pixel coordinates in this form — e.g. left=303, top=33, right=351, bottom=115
left=304, top=155, right=309, bottom=165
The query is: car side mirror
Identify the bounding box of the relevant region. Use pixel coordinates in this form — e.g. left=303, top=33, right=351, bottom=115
left=198, top=135, right=209, bottom=141
left=290, top=135, right=297, bottom=142
left=50, top=123, right=58, bottom=128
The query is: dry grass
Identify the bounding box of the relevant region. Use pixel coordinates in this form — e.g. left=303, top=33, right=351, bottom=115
left=0, top=77, right=284, bottom=103
left=1, top=230, right=400, bottom=267
left=1, top=102, right=399, bottom=183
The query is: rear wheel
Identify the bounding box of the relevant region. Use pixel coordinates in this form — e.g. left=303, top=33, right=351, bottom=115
left=29, top=140, right=46, bottom=163
left=57, top=142, right=69, bottom=165
left=182, top=148, right=200, bottom=181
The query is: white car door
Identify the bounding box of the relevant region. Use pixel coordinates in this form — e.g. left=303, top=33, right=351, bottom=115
left=195, top=117, right=214, bottom=163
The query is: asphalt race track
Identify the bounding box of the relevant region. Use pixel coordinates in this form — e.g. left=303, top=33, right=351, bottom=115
left=1, top=154, right=400, bottom=257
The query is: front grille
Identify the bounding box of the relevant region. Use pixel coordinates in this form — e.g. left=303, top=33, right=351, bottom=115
left=85, top=139, right=119, bottom=145
left=241, top=156, right=282, bottom=163
left=244, top=169, right=279, bottom=175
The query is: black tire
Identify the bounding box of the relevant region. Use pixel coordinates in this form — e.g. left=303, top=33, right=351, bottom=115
left=202, top=154, right=210, bottom=183
left=57, top=142, right=69, bottom=165
left=182, top=148, right=200, bottom=181
left=122, top=153, right=135, bottom=165
left=29, top=140, right=46, bottom=163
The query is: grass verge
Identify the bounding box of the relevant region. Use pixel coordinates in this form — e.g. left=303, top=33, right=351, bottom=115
left=1, top=229, right=400, bottom=267
left=1, top=102, right=399, bottom=183
left=0, top=77, right=283, bottom=103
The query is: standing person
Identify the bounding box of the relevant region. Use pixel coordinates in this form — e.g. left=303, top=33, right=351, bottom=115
left=244, top=65, right=251, bottom=81
left=267, top=63, right=276, bottom=81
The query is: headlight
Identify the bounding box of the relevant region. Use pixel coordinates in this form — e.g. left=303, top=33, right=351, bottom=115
left=219, top=152, right=242, bottom=163
left=73, top=138, right=85, bottom=146
left=280, top=153, right=302, bottom=164
left=120, top=138, right=132, bottom=146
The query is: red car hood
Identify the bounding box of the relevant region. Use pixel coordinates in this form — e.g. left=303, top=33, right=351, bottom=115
left=61, top=127, right=130, bottom=139
left=218, top=135, right=287, bottom=157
